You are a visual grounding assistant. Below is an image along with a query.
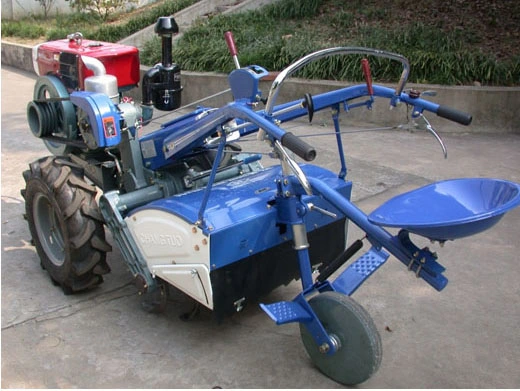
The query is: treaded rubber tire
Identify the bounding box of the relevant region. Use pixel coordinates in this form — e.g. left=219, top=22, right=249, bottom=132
left=22, top=156, right=111, bottom=294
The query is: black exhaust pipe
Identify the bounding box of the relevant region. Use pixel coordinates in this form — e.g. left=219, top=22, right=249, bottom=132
left=142, top=16, right=183, bottom=117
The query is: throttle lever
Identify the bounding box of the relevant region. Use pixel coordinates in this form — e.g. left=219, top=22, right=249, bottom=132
left=224, top=31, right=240, bottom=69
left=361, top=58, right=374, bottom=96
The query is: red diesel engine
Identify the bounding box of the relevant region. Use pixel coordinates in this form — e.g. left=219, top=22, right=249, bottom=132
left=27, top=17, right=183, bottom=156
left=32, top=32, right=141, bottom=92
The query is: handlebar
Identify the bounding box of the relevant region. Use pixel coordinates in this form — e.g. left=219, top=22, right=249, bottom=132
left=437, top=105, right=472, bottom=125
left=264, top=47, right=410, bottom=116
left=281, top=132, right=316, bottom=161
left=395, top=89, right=472, bottom=126
left=267, top=84, right=472, bottom=163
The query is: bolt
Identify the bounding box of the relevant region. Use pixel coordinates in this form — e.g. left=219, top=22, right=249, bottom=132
left=194, top=245, right=200, bottom=251
left=192, top=227, right=197, bottom=234
left=319, top=343, right=330, bottom=354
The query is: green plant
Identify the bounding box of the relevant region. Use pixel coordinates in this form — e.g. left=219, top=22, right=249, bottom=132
left=139, top=0, right=518, bottom=86
left=264, top=0, right=323, bottom=19
left=45, top=0, right=197, bottom=41
left=1, top=19, right=47, bottom=39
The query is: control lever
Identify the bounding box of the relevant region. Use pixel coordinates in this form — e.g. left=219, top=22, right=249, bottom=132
left=408, top=89, right=437, bottom=98
left=416, top=114, right=448, bottom=158
left=422, top=90, right=437, bottom=97
left=308, top=203, right=337, bottom=218
left=224, top=31, right=240, bottom=69
left=397, top=114, right=448, bottom=158
left=361, top=58, right=374, bottom=96
left=302, top=93, right=314, bottom=122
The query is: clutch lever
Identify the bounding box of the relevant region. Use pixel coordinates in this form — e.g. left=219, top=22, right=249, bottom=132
left=398, top=114, right=448, bottom=159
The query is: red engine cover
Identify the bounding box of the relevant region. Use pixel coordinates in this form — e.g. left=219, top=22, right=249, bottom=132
left=35, top=38, right=140, bottom=91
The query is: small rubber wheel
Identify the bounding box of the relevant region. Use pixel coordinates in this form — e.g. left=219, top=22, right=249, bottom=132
left=299, top=291, right=382, bottom=385
left=22, top=156, right=111, bottom=293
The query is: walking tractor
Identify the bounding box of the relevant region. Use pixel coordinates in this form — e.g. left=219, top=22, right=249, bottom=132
left=22, top=17, right=520, bottom=385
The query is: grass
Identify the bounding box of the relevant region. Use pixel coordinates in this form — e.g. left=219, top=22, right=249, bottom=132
left=3, top=0, right=518, bottom=86
left=140, top=0, right=520, bottom=86
left=1, top=0, right=198, bottom=43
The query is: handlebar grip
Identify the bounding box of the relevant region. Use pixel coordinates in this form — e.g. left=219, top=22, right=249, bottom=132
left=437, top=105, right=472, bottom=126
left=224, top=31, right=238, bottom=57
left=281, top=132, right=317, bottom=162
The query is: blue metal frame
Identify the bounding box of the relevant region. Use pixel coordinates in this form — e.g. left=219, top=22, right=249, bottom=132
left=129, top=56, right=520, bottom=354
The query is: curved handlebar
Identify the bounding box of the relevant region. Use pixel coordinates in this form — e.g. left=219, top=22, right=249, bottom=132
left=265, top=47, right=410, bottom=116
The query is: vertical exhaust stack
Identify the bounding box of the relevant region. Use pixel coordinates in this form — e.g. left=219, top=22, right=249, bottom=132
left=142, top=17, right=183, bottom=123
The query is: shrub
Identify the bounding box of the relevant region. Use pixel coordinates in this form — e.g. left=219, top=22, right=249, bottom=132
left=65, top=0, right=138, bottom=21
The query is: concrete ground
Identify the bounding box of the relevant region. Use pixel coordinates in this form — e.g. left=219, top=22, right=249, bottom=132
left=1, top=65, right=520, bottom=388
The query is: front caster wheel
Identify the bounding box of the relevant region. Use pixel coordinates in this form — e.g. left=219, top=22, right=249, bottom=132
left=299, top=292, right=382, bottom=385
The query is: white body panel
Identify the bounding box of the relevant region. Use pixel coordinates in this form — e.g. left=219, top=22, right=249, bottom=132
left=151, top=264, right=213, bottom=309
left=125, top=209, right=213, bottom=309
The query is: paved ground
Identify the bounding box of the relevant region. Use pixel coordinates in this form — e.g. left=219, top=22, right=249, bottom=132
left=2, top=65, right=520, bottom=388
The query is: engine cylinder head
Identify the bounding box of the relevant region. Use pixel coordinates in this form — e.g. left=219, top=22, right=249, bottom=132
left=27, top=100, right=59, bottom=138
left=85, top=75, right=119, bottom=104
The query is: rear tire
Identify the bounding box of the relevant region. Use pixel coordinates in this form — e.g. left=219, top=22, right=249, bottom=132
left=22, top=156, right=111, bottom=293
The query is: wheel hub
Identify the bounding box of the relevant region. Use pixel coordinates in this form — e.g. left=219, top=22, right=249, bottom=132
left=33, top=192, right=65, bottom=267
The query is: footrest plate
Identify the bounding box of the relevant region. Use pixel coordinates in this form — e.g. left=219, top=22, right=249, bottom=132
left=332, top=246, right=389, bottom=296
left=260, top=301, right=312, bottom=325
